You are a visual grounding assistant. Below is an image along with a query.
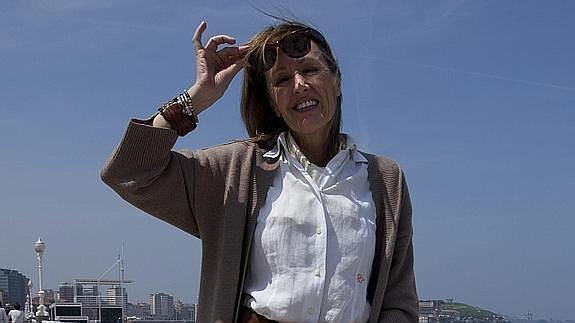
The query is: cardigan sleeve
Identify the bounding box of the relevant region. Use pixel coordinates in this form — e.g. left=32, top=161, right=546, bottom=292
left=100, top=120, right=201, bottom=237
left=379, top=173, right=419, bottom=323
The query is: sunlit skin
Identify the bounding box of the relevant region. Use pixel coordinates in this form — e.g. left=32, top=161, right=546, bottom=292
left=266, top=41, right=341, bottom=166
left=152, top=23, right=340, bottom=166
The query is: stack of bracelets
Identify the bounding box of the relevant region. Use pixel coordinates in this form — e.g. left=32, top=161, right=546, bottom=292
left=158, top=90, right=198, bottom=136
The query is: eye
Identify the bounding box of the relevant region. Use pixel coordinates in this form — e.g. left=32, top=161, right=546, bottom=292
left=301, top=64, right=320, bottom=76
left=302, top=66, right=319, bottom=75
left=273, top=75, right=290, bottom=86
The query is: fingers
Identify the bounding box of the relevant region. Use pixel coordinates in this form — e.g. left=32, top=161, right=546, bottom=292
left=218, top=46, right=244, bottom=59
left=192, top=21, right=207, bottom=51
left=219, top=45, right=249, bottom=62
left=193, top=21, right=241, bottom=54
left=206, top=35, right=237, bottom=51
left=238, top=45, right=249, bottom=56
left=219, top=62, right=245, bottom=88
left=228, top=61, right=244, bottom=76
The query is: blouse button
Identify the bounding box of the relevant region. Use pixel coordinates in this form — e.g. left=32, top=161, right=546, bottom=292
left=307, top=307, right=316, bottom=315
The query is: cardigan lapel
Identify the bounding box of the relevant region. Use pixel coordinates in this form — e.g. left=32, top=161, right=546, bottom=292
left=363, top=153, right=395, bottom=322
left=233, top=146, right=279, bottom=322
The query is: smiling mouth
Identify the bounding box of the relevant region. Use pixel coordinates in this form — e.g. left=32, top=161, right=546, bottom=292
left=294, top=99, right=319, bottom=111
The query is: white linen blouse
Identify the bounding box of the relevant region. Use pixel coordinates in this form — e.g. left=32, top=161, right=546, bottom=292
left=243, top=132, right=377, bottom=322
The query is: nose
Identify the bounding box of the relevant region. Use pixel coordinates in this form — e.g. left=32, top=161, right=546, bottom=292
left=293, top=73, right=309, bottom=94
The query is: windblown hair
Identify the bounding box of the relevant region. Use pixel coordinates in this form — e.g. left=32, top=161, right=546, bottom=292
left=241, top=21, right=342, bottom=157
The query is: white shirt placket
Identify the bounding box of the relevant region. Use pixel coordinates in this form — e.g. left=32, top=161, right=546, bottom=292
left=288, top=158, right=327, bottom=321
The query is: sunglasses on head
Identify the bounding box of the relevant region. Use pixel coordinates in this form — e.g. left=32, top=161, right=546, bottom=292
left=258, top=27, right=328, bottom=71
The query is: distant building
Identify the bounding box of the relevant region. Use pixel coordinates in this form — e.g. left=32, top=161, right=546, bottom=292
left=45, top=289, right=57, bottom=303
left=99, top=306, right=122, bottom=323
left=419, top=300, right=437, bottom=315
left=58, top=282, right=75, bottom=303
left=106, top=286, right=127, bottom=306
left=72, top=279, right=132, bottom=322
left=438, top=309, right=460, bottom=320
left=75, top=283, right=99, bottom=307
left=0, top=268, right=29, bottom=307
left=126, top=302, right=150, bottom=319
left=149, top=293, right=174, bottom=320
left=32, top=288, right=56, bottom=307
left=49, top=302, right=89, bottom=323
left=50, top=302, right=82, bottom=317
left=174, top=300, right=196, bottom=321
left=418, top=299, right=509, bottom=323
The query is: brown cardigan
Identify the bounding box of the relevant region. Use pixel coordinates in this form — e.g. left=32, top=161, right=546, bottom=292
left=101, top=120, right=418, bottom=322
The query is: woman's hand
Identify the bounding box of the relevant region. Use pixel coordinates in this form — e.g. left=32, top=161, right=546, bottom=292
left=152, top=21, right=246, bottom=130
left=188, top=21, right=247, bottom=114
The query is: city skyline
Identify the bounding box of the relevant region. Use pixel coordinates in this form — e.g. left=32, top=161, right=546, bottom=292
left=0, top=264, right=555, bottom=322
left=0, top=264, right=195, bottom=306
left=1, top=0, right=574, bottom=321
left=0, top=266, right=196, bottom=320
left=0, top=269, right=197, bottom=323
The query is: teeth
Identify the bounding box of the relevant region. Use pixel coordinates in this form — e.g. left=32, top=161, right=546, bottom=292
left=295, top=100, right=318, bottom=110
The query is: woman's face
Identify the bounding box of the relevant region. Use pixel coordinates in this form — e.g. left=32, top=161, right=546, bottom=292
left=266, top=41, right=340, bottom=140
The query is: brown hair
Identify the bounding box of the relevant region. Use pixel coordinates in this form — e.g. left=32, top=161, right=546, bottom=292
left=240, top=21, right=342, bottom=157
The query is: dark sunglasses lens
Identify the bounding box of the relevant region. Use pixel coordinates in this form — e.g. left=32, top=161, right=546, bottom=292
left=308, top=28, right=327, bottom=47
left=281, top=32, right=310, bottom=58
left=262, top=30, right=314, bottom=71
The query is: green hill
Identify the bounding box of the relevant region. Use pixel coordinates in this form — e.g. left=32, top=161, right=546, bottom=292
left=439, top=301, right=504, bottom=320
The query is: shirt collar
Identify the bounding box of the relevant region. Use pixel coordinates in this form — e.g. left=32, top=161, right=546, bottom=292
left=262, top=132, right=367, bottom=164
left=345, top=134, right=368, bottom=163
left=263, top=135, right=283, bottom=158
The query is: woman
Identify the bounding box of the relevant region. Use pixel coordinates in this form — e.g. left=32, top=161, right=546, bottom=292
left=0, top=301, right=7, bottom=323
left=7, top=304, right=23, bottom=323
left=101, top=20, right=417, bottom=322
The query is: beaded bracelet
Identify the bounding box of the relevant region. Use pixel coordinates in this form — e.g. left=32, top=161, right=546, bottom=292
left=158, top=91, right=198, bottom=136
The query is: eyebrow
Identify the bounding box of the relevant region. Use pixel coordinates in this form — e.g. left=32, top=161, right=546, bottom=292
left=269, top=53, right=323, bottom=75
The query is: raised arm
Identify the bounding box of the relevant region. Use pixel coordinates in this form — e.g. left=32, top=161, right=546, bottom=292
left=153, top=21, right=247, bottom=130
left=101, top=21, right=247, bottom=237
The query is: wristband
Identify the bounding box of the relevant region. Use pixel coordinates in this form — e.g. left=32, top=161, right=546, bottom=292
left=158, top=91, right=198, bottom=136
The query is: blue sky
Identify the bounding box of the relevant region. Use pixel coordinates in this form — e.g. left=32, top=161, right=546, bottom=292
left=1, top=0, right=574, bottom=320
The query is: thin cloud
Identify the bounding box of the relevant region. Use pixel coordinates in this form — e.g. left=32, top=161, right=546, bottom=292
left=377, top=0, right=480, bottom=42
left=361, top=56, right=575, bottom=94
left=0, top=2, right=255, bottom=53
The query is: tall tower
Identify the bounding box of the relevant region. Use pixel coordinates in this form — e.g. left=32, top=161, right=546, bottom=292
left=34, top=238, right=49, bottom=318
